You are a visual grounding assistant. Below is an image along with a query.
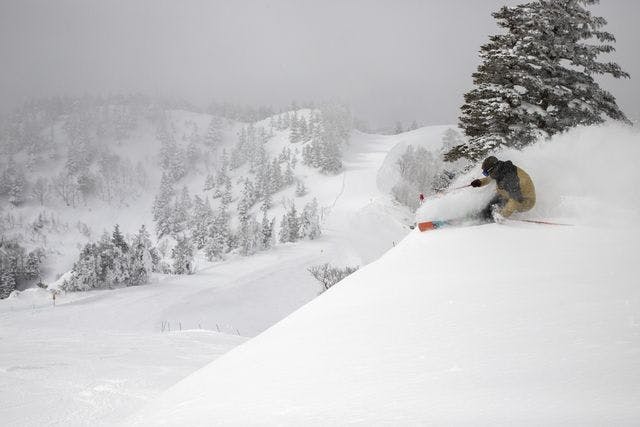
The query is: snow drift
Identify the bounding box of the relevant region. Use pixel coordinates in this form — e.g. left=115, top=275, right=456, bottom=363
left=128, top=124, right=640, bottom=425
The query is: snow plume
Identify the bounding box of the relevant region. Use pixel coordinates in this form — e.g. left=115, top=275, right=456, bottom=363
left=417, top=123, right=640, bottom=225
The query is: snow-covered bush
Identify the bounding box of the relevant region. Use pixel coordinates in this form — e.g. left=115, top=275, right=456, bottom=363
left=308, top=263, right=358, bottom=293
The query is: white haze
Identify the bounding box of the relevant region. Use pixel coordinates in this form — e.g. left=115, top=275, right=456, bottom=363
left=1, top=0, right=639, bottom=126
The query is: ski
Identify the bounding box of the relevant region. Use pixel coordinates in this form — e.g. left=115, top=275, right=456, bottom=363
left=417, top=220, right=449, bottom=231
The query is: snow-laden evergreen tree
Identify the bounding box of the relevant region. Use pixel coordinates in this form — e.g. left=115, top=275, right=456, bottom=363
left=172, top=186, right=192, bottom=234
left=112, top=224, right=128, bottom=253
left=278, top=213, right=290, bottom=243
left=447, top=0, right=630, bottom=161
left=295, top=180, right=307, bottom=197
left=269, top=159, right=283, bottom=193
left=158, top=126, right=187, bottom=180
left=300, top=198, right=321, bottom=240
left=0, top=158, right=28, bottom=206
left=283, top=161, right=295, bottom=186
left=171, top=235, right=194, bottom=275
left=290, top=114, right=302, bottom=143
left=221, top=179, right=233, bottom=206
left=260, top=214, right=276, bottom=250
left=298, top=116, right=309, bottom=142
left=153, top=173, right=176, bottom=238
left=0, top=269, right=16, bottom=299
left=204, top=206, right=231, bottom=260
left=204, top=174, right=216, bottom=192
left=203, top=116, right=223, bottom=147
left=239, top=216, right=262, bottom=256
left=279, top=203, right=300, bottom=243
left=261, top=192, right=272, bottom=213
left=190, top=195, right=214, bottom=249
left=129, top=225, right=155, bottom=284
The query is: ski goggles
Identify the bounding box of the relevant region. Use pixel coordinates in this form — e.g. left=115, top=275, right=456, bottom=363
left=482, top=166, right=496, bottom=176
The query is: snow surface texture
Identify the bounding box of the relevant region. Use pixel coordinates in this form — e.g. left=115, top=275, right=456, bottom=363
left=1, top=118, right=426, bottom=425
left=129, top=124, right=640, bottom=425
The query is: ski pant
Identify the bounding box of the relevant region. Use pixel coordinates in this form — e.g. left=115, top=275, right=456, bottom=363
left=480, top=194, right=535, bottom=221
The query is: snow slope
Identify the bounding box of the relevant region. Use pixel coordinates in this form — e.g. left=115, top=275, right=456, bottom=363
left=129, top=124, right=640, bottom=425
left=2, top=119, right=442, bottom=425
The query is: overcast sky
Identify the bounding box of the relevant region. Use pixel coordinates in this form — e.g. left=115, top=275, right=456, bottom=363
left=1, top=0, right=638, bottom=127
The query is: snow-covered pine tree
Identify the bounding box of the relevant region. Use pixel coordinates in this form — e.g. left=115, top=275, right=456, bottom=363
left=290, top=114, right=301, bottom=143
left=190, top=195, right=214, bottom=249
left=204, top=116, right=223, bottom=147
left=130, top=224, right=156, bottom=280
left=286, top=203, right=300, bottom=242
left=295, top=180, right=307, bottom=197
left=1, top=159, right=28, bottom=206
left=278, top=213, right=290, bottom=243
left=298, top=116, right=309, bottom=142
left=171, top=235, right=194, bottom=275
left=204, top=206, right=231, bottom=260
left=112, top=224, right=128, bottom=253
left=269, top=159, right=283, bottom=193
left=300, top=198, right=321, bottom=240
left=204, top=174, right=216, bottom=192
left=261, top=192, right=272, bottom=213
left=260, top=214, right=276, bottom=250
left=158, top=128, right=187, bottom=180
left=284, top=161, right=295, bottom=186
left=171, top=186, right=192, bottom=235
left=447, top=0, right=630, bottom=161
left=153, top=173, right=176, bottom=238
left=0, top=269, right=16, bottom=299
left=221, top=179, right=233, bottom=206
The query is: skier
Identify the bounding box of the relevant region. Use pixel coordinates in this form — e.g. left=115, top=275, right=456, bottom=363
left=470, top=156, right=536, bottom=222
left=419, top=193, right=425, bottom=204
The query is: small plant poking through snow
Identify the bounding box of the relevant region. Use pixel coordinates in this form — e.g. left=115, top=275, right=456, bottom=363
left=308, top=263, right=358, bottom=294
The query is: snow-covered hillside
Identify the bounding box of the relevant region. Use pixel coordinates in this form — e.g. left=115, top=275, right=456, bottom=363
left=128, top=124, right=640, bottom=425
left=1, top=120, right=451, bottom=425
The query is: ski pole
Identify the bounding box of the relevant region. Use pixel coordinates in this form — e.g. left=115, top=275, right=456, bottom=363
left=508, top=218, right=573, bottom=226
left=433, top=184, right=471, bottom=197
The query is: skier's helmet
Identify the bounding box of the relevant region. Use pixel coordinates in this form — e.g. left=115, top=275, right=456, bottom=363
left=481, top=156, right=499, bottom=176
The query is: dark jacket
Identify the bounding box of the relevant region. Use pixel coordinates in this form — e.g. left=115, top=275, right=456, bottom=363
left=478, top=160, right=536, bottom=216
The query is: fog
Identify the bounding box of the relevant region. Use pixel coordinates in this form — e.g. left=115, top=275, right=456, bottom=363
left=1, top=0, right=638, bottom=126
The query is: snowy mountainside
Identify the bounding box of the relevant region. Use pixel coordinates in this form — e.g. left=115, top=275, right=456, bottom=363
left=129, top=123, right=640, bottom=425
left=1, top=116, right=453, bottom=425
left=0, top=105, right=241, bottom=281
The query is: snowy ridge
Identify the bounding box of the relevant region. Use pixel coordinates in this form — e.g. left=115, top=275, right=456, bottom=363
left=128, top=123, right=640, bottom=425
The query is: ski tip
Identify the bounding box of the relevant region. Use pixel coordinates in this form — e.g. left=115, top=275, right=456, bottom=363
left=418, top=220, right=454, bottom=231
left=418, top=221, right=435, bottom=231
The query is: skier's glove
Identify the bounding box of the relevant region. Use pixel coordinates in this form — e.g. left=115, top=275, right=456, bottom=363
left=471, top=179, right=482, bottom=187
